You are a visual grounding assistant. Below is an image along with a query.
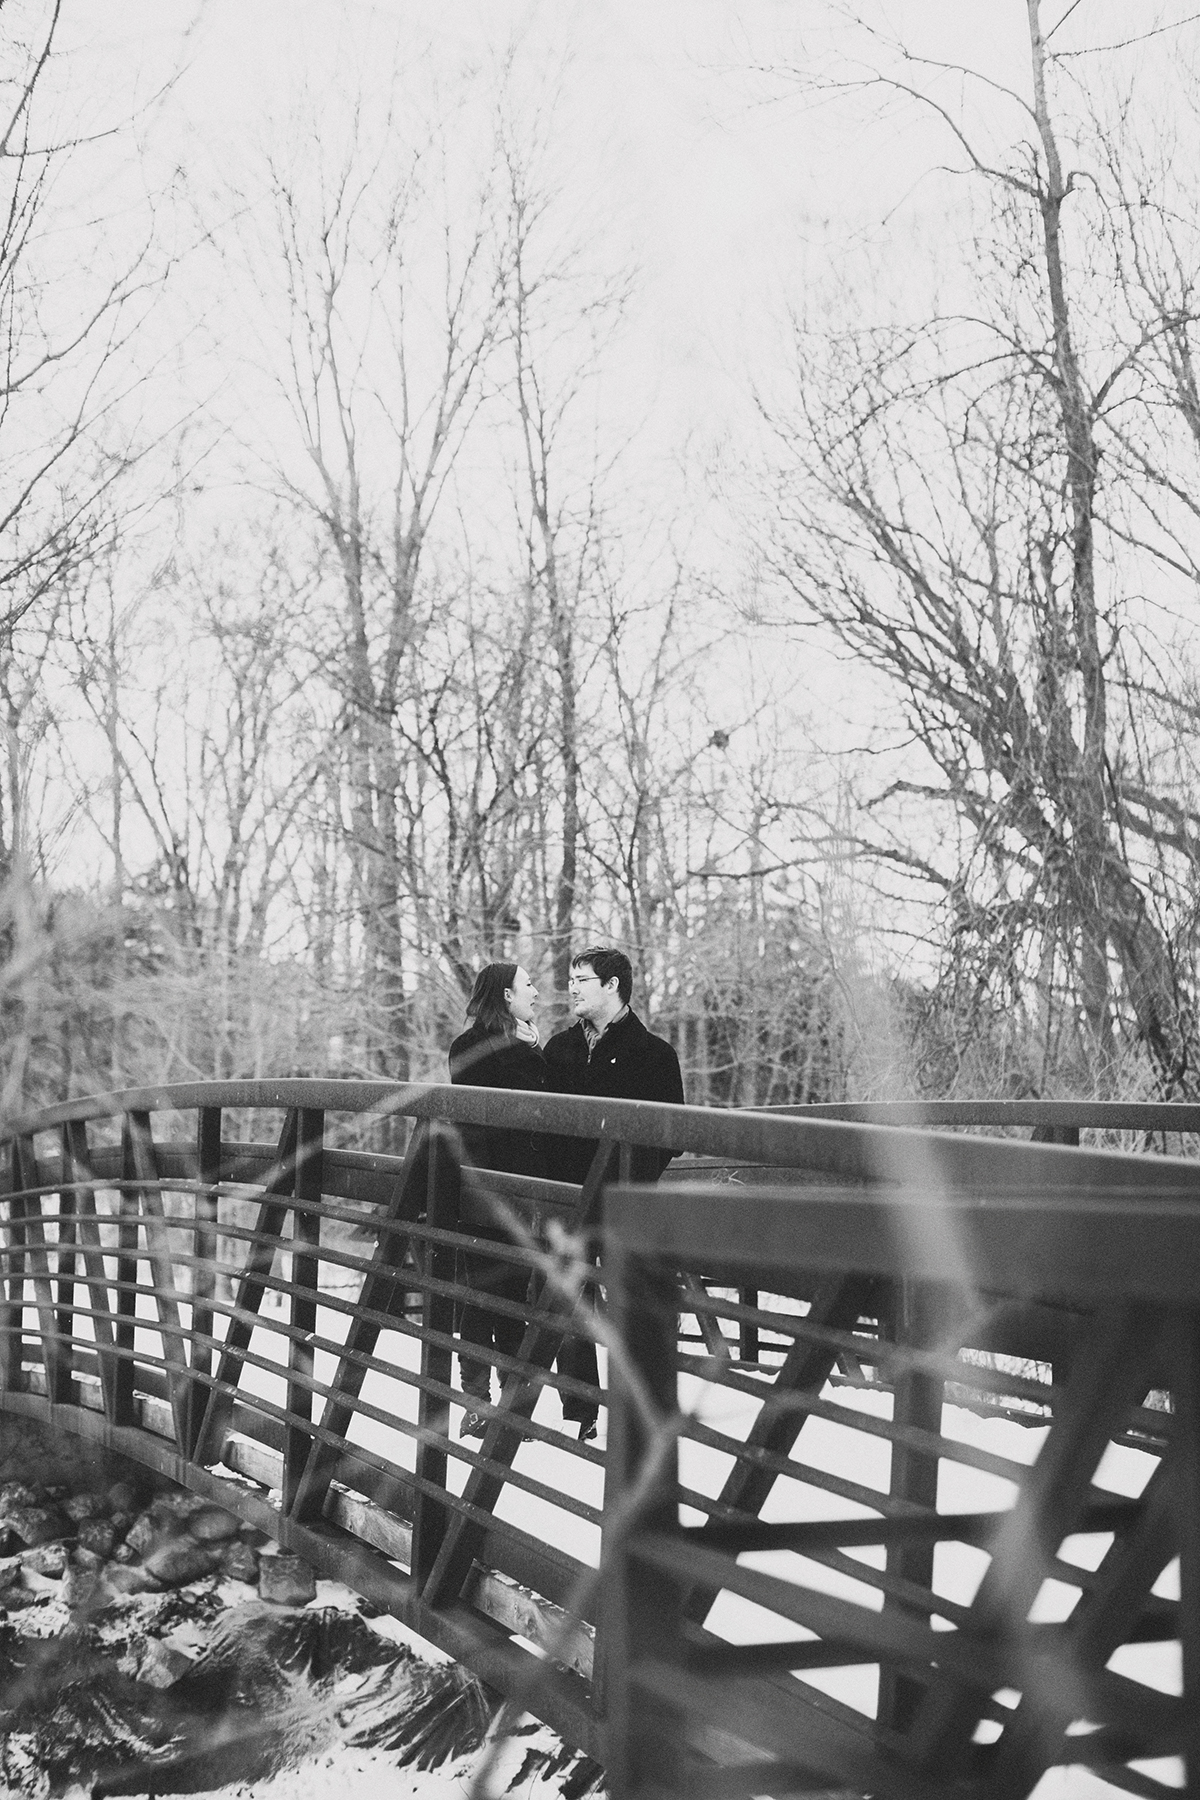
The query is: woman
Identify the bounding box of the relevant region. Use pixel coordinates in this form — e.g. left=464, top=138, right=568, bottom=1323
left=449, top=963, right=547, bottom=1438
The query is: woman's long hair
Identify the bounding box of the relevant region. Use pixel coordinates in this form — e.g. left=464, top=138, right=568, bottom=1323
left=464, top=962, right=519, bottom=1038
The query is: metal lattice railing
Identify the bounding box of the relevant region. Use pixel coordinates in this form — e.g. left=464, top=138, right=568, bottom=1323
left=2, top=1081, right=1199, bottom=1791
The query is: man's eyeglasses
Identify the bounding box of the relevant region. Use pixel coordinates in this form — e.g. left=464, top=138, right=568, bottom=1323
left=567, top=974, right=602, bottom=989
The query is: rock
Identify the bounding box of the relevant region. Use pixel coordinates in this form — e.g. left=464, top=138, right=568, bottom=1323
left=107, top=1480, right=139, bottom=1514
left=188, top=1506, right=239, bottom=1543
left=220, top=1539, right=259, bottom=1583
left=63, top=1493, right=105, bottom=1523
left=0, top=1585, right=39, bottom=1611
left=62, top=1565, right=106, bottom=1611
left=112, top=1542, right=136, bottom=1564
left=143, top=1539, right=221, bottom=1587
left=77, top=1519, right=116, bottom=1558
left=0, top=1482, right=40, bottom=1510
left=137, top=1638, right=196, bottom=1689
left=2, top=1506, right=63, bottom=1547
left=106, top=1563, right=161, bottom=1596
left=258, top=1553, right=316, bottom=1606
left=20, top=1564, right=62, bottom=1596
left=109, top=1510, right=134, bottom=1539
left=20, top=1542, right=68, bottom=1578
left=0, top=1556, right=22, bottom=1590
left=150, top=1491, right=208, bottom=1524
left=125, top=1512, right=168, bottom=1557
left=72, top=1547, right=106, bottom=1572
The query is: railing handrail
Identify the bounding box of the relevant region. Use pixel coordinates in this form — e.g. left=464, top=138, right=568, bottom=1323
left=4, top=1078, right=1200, bottom=1196
left=607, top=1178, right=1200, bottom=1303
left=767, top=1098, right=1200, bottom=1130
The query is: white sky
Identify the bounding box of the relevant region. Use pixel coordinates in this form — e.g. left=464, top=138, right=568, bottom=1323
left=68, top=0, right=1196, bottom=487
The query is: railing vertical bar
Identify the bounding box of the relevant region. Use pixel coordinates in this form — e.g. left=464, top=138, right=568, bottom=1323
left=63, top=1118, right=121, bottom=1421
left=14, top=1135, right=68, bottom=1405
left=128, top=1109, right=190, bottom=1454
left=0, top=1140, right=24, bottom=1392
left=738, top=1287, right=759, bottom=1362
left=289, top=1120, right=430, bottom=1524
left=192, top=1107, right=298, bottom=1467
left=55, top=1132, right=78, bottom=1399
left=421, top=1133, right=618, bottom=1611
left=189, top=1105, right=222, bottom=1456
left=283, top=1107, right=324, bottom=1512
left=411, top=1119, right=460, bottom=1587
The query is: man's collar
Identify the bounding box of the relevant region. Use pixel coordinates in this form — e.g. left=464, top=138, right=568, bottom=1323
left=581, top=1004, right=630, bottom=1050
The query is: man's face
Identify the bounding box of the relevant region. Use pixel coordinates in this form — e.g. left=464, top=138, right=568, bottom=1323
left=568, top=962, right=619, bottom=1024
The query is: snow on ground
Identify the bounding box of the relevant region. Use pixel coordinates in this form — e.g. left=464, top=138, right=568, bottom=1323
left=54, top=1732, right=579, bottom=1800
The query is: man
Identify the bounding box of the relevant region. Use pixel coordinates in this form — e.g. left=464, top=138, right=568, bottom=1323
left=544, top=944, right=685, bottom=1183
left=543, top=945, right=685, bottom=1438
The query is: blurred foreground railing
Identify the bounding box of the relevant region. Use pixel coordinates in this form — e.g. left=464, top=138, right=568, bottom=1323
left=605, top=1140, right=1200, bottom=1798
left=1, top=1084, right=1199, bottom=1794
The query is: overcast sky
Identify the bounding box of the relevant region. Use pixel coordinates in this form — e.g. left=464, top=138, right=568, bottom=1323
left=61, top=1, right=1192, bottom=473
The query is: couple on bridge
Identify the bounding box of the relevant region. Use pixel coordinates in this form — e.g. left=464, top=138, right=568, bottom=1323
left=448, top=946, right=684, bottom=1444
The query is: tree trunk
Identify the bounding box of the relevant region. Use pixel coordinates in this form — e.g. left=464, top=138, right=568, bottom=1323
left=1027, top=0, right=1113, bottom=1073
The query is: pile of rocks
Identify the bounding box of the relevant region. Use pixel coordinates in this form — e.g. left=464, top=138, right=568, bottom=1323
left=0, top=1476, right=317, bottom=1631
left=0, top=1466, right=603, bottom=1799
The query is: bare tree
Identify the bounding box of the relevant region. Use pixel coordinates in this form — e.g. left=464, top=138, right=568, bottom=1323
left=497, top=89, right=633, bottom=999
left=0, top=0, right=182, bottom=895
left=244, top=77, right=507, bottom=1079
left=757, top=1, right=1200, bottom=1093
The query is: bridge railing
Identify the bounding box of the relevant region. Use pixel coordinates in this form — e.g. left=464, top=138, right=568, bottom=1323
left=1, top=1082, right=1199, bottom=1788
left=603, top=1163, right=1200, bottom=1799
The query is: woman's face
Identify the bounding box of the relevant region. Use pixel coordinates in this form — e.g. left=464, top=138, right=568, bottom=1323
left=505, top=966, right=538, bottom=1024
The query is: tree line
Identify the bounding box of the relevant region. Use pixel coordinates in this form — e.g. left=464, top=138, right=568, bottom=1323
left=4, top=1, right=1200, bottom=1119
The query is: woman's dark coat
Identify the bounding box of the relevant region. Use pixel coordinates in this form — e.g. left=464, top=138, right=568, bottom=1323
left=447, top=1022, right=547, bottom=1406
left=448, top=1023, right=548, bottom=1178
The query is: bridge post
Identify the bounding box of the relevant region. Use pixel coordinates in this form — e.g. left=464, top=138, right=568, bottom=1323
left=410, top=1119, right=461, bottom=1587
left=189, top=1107, right=222, bottom=1455
left=878, top=1278, right=946, bottom=1733
left=283, top=1107, right=325, bottom=1512
left=1030, top=1122, right=1081, bottom=1146
left=602, top=1238, right=685, bottom=1799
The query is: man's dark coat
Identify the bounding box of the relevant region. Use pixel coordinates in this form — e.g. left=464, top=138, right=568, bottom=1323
left=543, top=1008, right=685, bottom=1185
